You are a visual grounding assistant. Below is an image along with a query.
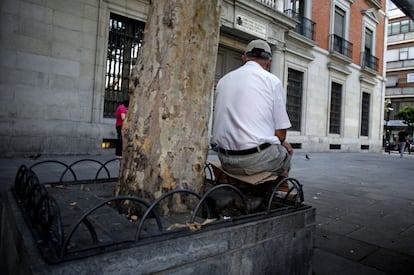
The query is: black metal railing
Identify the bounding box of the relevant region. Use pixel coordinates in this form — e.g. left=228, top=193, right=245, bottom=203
left=284, top=9, right=316, bottom=41
left=362, top=51, right=379, bottom=72
left=255, top=0, right=277, bottom=11
left=12, top=159, right=306, bottom=264
left=330, top=34, right=353, bottom=59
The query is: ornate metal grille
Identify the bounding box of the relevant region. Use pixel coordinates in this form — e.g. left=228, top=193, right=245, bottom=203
left=104, top=13, right=145, bottom=117
left=287, top=68, right=303, bottom=131
left=361, top=92, right=370, bottom=137
left=329, top=82, right=342, bottom=134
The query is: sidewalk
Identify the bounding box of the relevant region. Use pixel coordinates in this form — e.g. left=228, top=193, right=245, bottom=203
left=290, top=151, right=414, bottom=275
left=1, top=151, right=414, bottom=274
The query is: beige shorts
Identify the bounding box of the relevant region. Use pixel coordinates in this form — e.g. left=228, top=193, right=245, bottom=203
left=218, top=144, right=291, bottom=176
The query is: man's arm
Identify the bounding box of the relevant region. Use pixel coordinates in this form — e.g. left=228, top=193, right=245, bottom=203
left=275, top=129, right=293, bottom=155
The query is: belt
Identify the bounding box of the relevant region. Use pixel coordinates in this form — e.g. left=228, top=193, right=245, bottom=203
left=219, top=143, right=271, bottom=156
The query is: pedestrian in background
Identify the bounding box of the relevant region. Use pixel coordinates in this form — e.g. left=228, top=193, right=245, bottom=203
left=115, top=99, right=129, bottom=159
left=397, top=128, right=409, bottom=157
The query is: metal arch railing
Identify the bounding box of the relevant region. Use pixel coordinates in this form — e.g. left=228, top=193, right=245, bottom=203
left=203, top=162, right=305, bottom=214
left=14, top=164, right=33, bottom=200
left=12, top=158, right=306, bottom=264
left=13, top=166, right=64, bottom=264
left=61, top=196, right=156, bottom=259
left=204, top=161, right=215, bottom=181
left=266, top=177, right=304, bottom=214
left=29, top=158, right=118, bottom=184
left=36, top=195, right=64, bottom=264
left=95, top=158, right=119, bottom=180
left=59, top=159, right=112, bottom=183
left=27, top=183, right=49, bottom=223
left=29, top=160, right=78, bottom=183
left=135, top=189, right=208, bottom=240
left=190, top=184, right=248, bottom=223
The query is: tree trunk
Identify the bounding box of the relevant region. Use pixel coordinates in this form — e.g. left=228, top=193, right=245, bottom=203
left=115, top=0, right=220, bottom=212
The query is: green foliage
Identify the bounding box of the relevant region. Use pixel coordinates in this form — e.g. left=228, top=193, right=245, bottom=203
left=395, top=105, right=414, bottom=128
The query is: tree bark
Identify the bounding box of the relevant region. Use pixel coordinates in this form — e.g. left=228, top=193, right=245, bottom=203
left=115, top=0, right=220, bottom=212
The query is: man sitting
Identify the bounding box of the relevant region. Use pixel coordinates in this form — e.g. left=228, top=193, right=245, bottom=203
left=212, top=39, right=293, bottom=177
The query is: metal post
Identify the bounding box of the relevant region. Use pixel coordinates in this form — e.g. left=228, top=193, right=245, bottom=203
left=385, top=111, right=390, bottom=154
left=385, top=99, right=393, bottom=154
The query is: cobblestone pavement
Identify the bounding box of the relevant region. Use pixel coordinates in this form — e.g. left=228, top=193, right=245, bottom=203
left=1, top=150, right=414, bottom=274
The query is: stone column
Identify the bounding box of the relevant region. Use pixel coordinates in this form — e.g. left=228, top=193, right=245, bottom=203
left=270, top=43, right=285, bottom=81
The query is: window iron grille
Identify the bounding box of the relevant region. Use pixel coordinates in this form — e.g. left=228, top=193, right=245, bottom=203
left=287, top=68, right=303, bottom=131
left=104, top=13, right=145, bottom=117
left=361, top=92, right=370, bottom=137
left=329, top=82, right=342, bottom=134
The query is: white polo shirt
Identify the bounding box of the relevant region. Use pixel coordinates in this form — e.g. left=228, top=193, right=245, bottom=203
left=212, top=61, right=291, bottom=150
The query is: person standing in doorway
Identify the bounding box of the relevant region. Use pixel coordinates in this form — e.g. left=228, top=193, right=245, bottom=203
left=397, top=128, right=409, bottom=157
left=115, top=100, right=129, bottom=159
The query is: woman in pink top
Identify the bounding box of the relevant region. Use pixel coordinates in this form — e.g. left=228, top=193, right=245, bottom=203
left=115, top=100, right=129, bottom=158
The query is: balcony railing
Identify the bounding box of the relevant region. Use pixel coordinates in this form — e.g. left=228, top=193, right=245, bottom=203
left=255, top=0, right=278, bottom=11
left=362, top=51, right=379, bottom=72
left=284, top=9, right=316, bottom=41
left=329, top=34, right=353, bottom=59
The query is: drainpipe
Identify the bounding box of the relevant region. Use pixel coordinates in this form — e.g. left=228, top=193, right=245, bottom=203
left=381, top=3, right=389, bottom=147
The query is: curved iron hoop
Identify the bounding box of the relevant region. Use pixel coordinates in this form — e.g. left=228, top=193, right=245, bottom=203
left=28, top=183, right=48, bottom=223
left=14, top=165, right=31, bottom=200
left=36, top=195, right=64, bottom=263
left=190, top=184, right=248, bottom=223
left=30, top=160, right=77, bottom=183
left=81, top=217, right=99, bottom=244
left=23, top=173, right=40, bottom=210
left=204, top=162, right=214, bottom=182
left=266, top=177, right=304, bottom=214
left=60, top=196, right=155, bottom=258
left=60, top=159, right=110, bottom=183
left=95, top=158, right=119, bottom=180
left=135, top=189, right=205, bottom=240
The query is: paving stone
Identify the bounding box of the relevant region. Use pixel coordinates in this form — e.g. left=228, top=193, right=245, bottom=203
left=360, top=247, right=414, bottom=275
left=315, top=228, right=379, bottom=262
left=313, top=248, right=389, bottom=275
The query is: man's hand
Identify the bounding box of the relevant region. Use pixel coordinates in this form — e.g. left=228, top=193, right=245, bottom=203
left=283, top=141, right=293, bottom=155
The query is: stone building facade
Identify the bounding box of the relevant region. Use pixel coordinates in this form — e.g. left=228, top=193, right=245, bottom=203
left=0, top=0, right=387, bottom=156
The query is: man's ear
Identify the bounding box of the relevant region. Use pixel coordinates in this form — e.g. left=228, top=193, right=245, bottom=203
left=242, top=55, right=248, bottom=63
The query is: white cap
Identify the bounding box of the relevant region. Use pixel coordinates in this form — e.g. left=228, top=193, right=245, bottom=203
left=244, top=39, right=272, bottom=56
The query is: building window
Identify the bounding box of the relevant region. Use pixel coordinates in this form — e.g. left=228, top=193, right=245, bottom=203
left=330, top=5, right=352, bottom=58
left=399, top=48, right=408, bottom=60
left=363, top=27, right=378, bottom=71
left=388, top=19, right=414, bottom=35
left=361, top=92, right=370, bottom=137
left=104, top=13, right=145, bottom=117
left=408, top=73, right=414, bottom=83
left=329, top=82, right=342, bottom=134
left=286, top=68, right=303, bottom=131
left=334, top=6, right=346, bottom=38
left=365, top=28, right=373, bottom=55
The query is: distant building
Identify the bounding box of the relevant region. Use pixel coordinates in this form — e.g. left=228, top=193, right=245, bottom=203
left=0, top=0, right=389, bottom=156
left=385, top=0, right=414, bottom=139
